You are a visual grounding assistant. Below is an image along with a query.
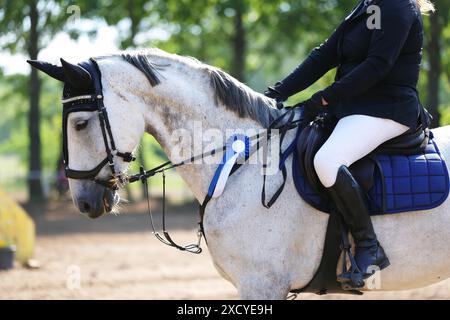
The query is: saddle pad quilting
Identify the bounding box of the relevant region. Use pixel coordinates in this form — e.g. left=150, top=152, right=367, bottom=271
left=368, top=139, right=449, bottom=214
left=291, top=131, right=450, bottom=216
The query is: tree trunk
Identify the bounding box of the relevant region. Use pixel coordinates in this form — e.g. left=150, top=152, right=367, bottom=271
left=426, top=11, right=442, bottom=128
left=125, top=0, right=139, bottom=49
left=231, top=3, right=246, bottom=82
left=27, top=0, right=44, bottom=201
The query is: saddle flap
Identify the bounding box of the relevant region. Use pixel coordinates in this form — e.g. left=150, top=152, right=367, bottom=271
left=349, top=158, right=375, bottom=193
left=297, top=114, right=336, bottom=196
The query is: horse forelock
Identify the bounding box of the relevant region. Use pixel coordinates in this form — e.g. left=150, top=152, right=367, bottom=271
left=112, top=48, right=282, bottom=128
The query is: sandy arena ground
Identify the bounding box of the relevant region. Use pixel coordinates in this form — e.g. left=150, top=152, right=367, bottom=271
left=1, top=199, right=450, bottom=300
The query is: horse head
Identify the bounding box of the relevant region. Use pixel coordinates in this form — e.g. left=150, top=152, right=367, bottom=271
left=27, top=49, right=280, bottom=217
left=28, top=58, right=146, bottom=218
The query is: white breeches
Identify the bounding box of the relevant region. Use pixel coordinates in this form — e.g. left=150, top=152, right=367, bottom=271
left=313, top=115, right=409, bottom=188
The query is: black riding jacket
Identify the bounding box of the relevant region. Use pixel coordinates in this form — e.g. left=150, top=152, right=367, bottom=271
left=275, top=0, right=424, bottom=130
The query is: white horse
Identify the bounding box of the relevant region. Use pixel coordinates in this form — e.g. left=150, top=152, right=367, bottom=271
left=30, top=48, right=450, bottom=299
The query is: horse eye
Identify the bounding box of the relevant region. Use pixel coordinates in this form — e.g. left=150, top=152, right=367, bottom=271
left=75, top=120, right=88, bottom=131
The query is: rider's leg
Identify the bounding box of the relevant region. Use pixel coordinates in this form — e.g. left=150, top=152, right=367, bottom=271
left=313, top=115, right=409, bottom=277
left=314, top=115, right=409, bottom=188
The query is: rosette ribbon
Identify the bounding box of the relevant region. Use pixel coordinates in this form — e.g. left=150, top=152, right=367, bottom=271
left=207, top=134, right=250, bottom=198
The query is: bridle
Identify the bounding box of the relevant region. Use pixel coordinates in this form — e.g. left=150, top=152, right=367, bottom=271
left=61, top=57, right=210, bottom=253
left=62, top=58, right=135, bottom=190
left=61, top=57, right=303, bottom=254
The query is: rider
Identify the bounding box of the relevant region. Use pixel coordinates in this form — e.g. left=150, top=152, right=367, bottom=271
left=265, top=0, right=434, bottom=278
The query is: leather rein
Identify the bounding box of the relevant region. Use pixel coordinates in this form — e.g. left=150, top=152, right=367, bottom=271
left=124, top=108, right=300, bottom=254
left=62, top=58, right=303, bottom=254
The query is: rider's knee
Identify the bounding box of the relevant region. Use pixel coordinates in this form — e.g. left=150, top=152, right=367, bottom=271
left=314, top=149, right=342, bottom=188
left=313, top=148, right=330, bottom=174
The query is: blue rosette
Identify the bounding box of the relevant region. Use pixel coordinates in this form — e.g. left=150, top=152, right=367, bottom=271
left=207, top=134, right=250, bottom=198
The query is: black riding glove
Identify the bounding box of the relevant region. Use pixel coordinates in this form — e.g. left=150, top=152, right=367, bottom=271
left=299, top=91, right=326, bottom=123
left=264, top=82, right=288, bottom=109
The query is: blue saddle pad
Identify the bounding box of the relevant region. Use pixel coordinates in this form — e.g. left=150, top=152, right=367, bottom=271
left=289, top=129, right=450, bottom=215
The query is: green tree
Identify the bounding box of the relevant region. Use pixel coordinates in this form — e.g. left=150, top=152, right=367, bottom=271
left=153, top=0, right=355, bottom=83
left=425, top=0, right=450, bottom=127
left=0, top=0, right=98, bottom=201
left=98, top=0, right=163, bottom=200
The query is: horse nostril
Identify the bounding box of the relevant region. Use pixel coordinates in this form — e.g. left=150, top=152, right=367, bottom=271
left=79, top=200, right=91, bottom=213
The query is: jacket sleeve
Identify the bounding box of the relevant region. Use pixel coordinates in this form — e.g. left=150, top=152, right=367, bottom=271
left=273, top=21, right=346, bottom=99
left=321, top=0, right=417, bottom=104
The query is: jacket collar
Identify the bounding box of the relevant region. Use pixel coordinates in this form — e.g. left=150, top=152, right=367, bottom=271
left=345, top=0, right=382, bottom=22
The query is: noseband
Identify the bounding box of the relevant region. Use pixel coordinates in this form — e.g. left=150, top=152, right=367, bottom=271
left=62, top=58, right=135, bottom=189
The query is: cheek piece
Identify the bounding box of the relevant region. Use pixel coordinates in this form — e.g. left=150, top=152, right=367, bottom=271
left=62, top=58, right=135, bottom=190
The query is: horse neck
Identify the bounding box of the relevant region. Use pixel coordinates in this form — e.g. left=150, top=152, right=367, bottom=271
left=137, top=61, right=265, bottom=201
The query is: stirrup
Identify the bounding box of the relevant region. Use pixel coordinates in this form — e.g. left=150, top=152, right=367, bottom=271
left=337, top=232, right=365, bottom=291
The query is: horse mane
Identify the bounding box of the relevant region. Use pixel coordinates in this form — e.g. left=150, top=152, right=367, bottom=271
left=121, top=52, right=163, bottom=87
left=119, top=49, right=282, bottom=128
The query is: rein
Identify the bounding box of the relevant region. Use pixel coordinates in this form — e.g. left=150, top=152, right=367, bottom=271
left=61, top=58, right=304, bottom=254
left=124, top=108, right=302, bottom=254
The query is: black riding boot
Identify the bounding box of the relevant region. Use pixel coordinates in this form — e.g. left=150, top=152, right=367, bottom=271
left=327, top=165, right=390, bottom=279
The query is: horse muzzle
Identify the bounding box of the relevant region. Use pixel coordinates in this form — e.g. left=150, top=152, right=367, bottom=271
left=73, top=181, right=119, bottom=218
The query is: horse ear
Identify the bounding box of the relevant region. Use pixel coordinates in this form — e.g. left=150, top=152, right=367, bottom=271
left=60, top=58, right=92, bottom=90
left=27, top=60, right=66, bottom=82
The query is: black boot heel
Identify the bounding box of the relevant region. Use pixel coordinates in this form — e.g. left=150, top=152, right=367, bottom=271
left=356, top=240, right=390, bottom=279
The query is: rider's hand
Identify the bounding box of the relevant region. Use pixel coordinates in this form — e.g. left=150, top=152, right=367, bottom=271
left=300, top=91, right=327, bottom=122
left=264, top=82, right=288, bottom=109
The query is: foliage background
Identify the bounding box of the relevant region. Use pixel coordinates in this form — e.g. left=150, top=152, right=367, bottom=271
left=0, top=0, right=449, bottom=203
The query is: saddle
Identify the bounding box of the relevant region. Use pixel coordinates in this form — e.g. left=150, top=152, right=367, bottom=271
left=288, top=110, right=450, bottom=296
left=292, top=113, right=449, bottom=216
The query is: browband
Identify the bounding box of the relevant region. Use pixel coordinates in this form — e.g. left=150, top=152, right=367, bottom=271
left=61, top=94, right=99, bottom=104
